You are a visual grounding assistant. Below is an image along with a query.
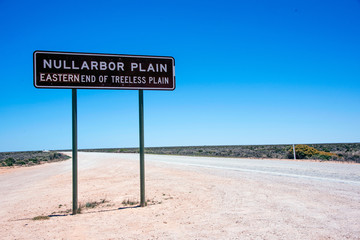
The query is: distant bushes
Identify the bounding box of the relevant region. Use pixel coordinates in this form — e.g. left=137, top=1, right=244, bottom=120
left=82, top=143, right=360, bottom=163
left=0, top=152, right=70, bottom=167
left=4, top=157, right=15, bottom=166
left=143, top=145, right=290, bottom=159
left=288, top=144, right=338, bottom=160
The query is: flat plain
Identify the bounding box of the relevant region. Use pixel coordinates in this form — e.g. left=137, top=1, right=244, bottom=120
left=1, top=152, right=360, bottom=239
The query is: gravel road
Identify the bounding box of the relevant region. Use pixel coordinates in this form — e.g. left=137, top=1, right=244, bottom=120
left=1, top=152, right=359, bottom=239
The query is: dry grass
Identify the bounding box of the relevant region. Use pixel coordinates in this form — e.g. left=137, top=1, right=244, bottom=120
left=32, top=215, right=50, bottom=221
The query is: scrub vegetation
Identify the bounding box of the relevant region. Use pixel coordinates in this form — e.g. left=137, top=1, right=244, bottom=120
left=77, top=199, right=109, bottom=214
left=121, top=199, right=139, bottom=206
left=288, top=144, right=338, bottom=160
left=0, top=151, right=70, bottom=167
left=32, top=215, right=50, bottom=221
left=83, top=143, right=360, bottom=163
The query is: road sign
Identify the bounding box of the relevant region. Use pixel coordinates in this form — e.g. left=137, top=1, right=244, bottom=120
left=33, top=50, right=175, bottom=213
left=33, top=51, right=175, bottom=90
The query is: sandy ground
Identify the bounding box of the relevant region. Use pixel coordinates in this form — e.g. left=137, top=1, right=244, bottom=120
left=1, top=152, right=360, bottom=240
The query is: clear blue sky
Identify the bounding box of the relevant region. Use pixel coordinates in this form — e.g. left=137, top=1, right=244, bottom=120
left=1, top=0, right=359, bottom=152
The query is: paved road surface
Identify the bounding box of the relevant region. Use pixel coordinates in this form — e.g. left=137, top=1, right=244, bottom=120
left=142, top=154, right=360, bottom=185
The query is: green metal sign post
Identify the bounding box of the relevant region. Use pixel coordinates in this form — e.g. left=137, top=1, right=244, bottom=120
left=72, top=89, right=78, bottom=214
left=139, top=90, right=145, bottom=207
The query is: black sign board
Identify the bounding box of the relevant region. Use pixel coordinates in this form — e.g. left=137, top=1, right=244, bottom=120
left=33, top=51, right=175, bottom=90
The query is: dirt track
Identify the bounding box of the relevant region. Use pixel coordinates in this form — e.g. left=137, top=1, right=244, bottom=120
left=1, top=152, right=360, bottom=239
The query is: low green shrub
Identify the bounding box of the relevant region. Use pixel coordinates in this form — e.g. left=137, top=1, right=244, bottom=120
left=5, top=158, right=15, bottom=166
left=29, top=158, right=39, bottom=163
